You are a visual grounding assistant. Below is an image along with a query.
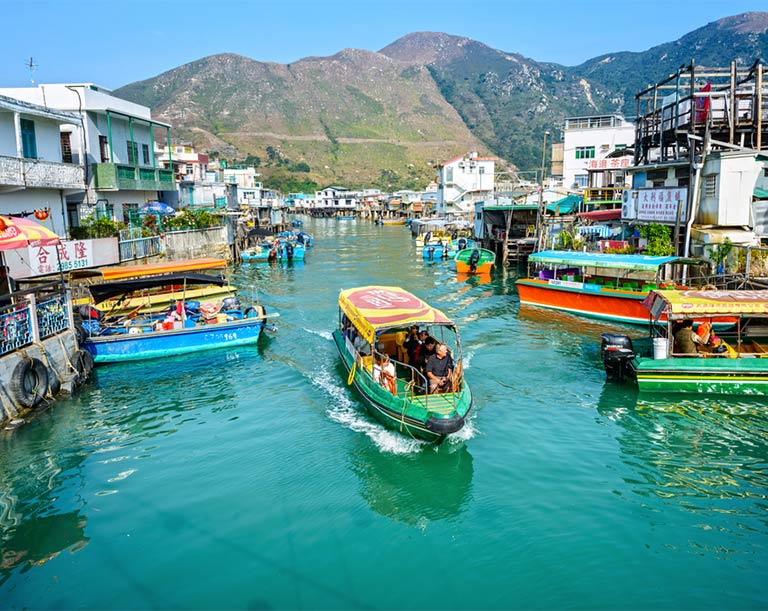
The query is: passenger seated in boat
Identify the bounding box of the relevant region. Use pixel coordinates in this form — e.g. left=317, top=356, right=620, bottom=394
left=416, top=337, right=436, bottom=373
left=426, top=343, right=453, bottom=394
left=673, top=320, right=709, bottom=355
left=403, top=326, right=421, bottom=363
left=373, top=354, right=397, bottom=394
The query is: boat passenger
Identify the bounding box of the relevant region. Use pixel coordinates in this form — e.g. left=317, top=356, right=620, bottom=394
left=426, top=343, right=453, bottom=394
left=673, top=320, right=709, bottom=355
left=415, top=336, right=436, bottom=372
left=373, top=354, right=397, bottom=394
left=403, top=325, right=420, bottom=363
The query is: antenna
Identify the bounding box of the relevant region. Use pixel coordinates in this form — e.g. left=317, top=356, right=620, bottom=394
left=26, top=57, right=37, bottom=84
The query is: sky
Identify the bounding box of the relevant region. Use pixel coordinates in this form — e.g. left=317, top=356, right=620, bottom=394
left=1, top=0, right=766, bottom=91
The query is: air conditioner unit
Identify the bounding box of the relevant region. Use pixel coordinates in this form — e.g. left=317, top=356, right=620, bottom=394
left=621, top=190, right=637, bottom=220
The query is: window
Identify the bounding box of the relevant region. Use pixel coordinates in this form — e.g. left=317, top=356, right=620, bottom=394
left=704, top=175, right=717, bottom=198
left=615, top=144, right=627, bottom=151
left=445, top=167, right=453, bottom=182
left=99, top=135, right=110, bottom=162
left=574, top=174, right=588, bottom=187
left=185, top=164, right=194, bottom=175
left=575, top=146, right=595, bottom=159
left=126, top=140, right=138, bottom=165
left=60, top=132, right=73, bottom=163
left=20, top=119, right=37, bottom=159
left=479, top=167, right=485, bottom=174
left=142, top=144, right=150, bottom=165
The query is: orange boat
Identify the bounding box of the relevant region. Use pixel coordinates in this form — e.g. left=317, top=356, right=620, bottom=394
left=516, top=250, right=732, bottom=327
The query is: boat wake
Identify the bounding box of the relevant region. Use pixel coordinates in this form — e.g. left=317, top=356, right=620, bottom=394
left=304, top=328, right=333, bottom=340
left=309, top=365, right=425, bottom=454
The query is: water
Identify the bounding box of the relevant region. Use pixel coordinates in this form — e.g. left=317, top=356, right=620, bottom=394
left=1, top=219, right=767, bottom=610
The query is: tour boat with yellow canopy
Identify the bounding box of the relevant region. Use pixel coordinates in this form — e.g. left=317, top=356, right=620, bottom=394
left=332, top=286, right=473, bottom=442
left=600, top=289, right=768, bottom=394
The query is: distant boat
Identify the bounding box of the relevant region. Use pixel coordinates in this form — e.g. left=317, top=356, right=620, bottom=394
left=381, top=218, right=406, bottom=226
left=454, top=248, right=495, bottom=274
left=242, top=239, right=306, bottom=262
left=337, top=215, right=356, bottom=220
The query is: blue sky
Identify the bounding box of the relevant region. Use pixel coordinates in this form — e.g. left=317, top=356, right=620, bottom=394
left=1, top=0, right=765, bottom=90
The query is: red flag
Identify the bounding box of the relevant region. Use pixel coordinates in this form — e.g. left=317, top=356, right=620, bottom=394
left=695, top=82, right=712, bottom=123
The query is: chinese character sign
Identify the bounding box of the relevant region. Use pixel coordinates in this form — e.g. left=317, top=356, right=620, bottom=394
left=636, top=188, right=688, bottom=223
left=28, top=240, right=94, bottom=275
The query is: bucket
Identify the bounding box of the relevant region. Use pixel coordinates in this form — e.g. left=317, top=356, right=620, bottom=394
left=652, top=337, right=667, bottom=359
left=216, top=313, right=229, bottom=324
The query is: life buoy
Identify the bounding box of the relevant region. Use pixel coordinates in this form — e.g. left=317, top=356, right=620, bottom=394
left=74, top=322, right=87, bottom=346
left=347, top=360, right=357, bottom=385
left=9, top=358, right=49, bottom=408
left=74, top=349, right=94, bottom=385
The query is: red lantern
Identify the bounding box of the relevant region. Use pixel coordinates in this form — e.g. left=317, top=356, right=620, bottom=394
left=0, top=217, right=6, bottom=231
left=34, top=208, right=49, bottom=221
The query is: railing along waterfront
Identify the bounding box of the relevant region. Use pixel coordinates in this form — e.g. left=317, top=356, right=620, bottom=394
left=1, top=303, right=33, bottom=356
left=118, top=228, right=163, bottom=262
left=0, top=282, right=73, bottom=356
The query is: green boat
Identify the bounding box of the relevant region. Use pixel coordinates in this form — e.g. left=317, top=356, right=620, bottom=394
left=600, top=289, right=768, bottom=394
left=332, top=286, right=473, bottom=443
left=454, top=248, right=495, bottom=274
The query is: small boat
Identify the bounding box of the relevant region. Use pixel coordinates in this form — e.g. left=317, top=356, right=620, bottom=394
left=291, top=219, right=304, bottom=227
left=337, top=215, right=356, bottom=220
left=600, top=289, right=768, bottom=394
left=422, top=241, right=452, bottom=260
left=381, top=218, right=406, bottom=226
left=81, top=273, right=277, bottom=364
left=454, top=248, right=495, bottom=274
left=517, top=250, right=713, bottom=326
left=332, top=286, right=473, bottom=443
left=242, top=239, right=306, bottom=262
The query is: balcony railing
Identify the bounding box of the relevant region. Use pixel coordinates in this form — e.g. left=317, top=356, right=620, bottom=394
left=583, top=187, right=627, bottom=205
left=118, top=228, right=164, bottom=262
left=93, top=163, right=177, bottom=191
left=0, top=154, right=84, bottom=190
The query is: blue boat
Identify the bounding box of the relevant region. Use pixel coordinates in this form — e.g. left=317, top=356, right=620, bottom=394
left=81, top=274, right=277, bottom=364
left=278, top=230, right=313, bottom=248
left=337, top=215, right=356, bottom=220
left=422, top=237, right=476, bottom=260
left=291, top=219, right=304, bottom=227
left=242, top=239, right=306, bottom=262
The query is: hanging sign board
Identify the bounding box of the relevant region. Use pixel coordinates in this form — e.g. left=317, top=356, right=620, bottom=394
left=3, top=238, right=119, bottom=278
left=636, top=187, right=688, bottom=224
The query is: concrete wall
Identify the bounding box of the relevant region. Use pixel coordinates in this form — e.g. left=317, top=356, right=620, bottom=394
left=0, top=329, right=80, bottom=427
left=163, top=226, right=230, bottom=260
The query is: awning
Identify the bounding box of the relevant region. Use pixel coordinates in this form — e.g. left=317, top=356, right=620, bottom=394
left=339, top=286, right=453, bottom=344
left=88, top=273, right=227, bottom=303
left=754, top=187, right=768, bottom=200
left=547, top=195, right=582, bottom=214
left=0, top=215, right=61, bottom=251
left=577, top=209, right=622, bottom=221
left=528, top=250, right=697, bottom=271
left=642, top=289, right=768, bottom=317
left=71, top=258, right=228, bottom=281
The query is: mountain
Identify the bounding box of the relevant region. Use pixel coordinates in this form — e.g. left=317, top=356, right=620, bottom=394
left=115, top=51, right=488, bottom=190
left=575, top=12, right=768, bottom=116
left=115, top=12, right=768, bottom=189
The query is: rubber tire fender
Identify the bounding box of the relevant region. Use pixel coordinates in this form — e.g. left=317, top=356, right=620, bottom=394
left=47, top=368, right=62, bottom=396
left=9, top=358, right=49, bottom=408
left=244, top=305, right=266, bottom=319
left=74, top=322, right=87, bottom=346
left=74, top=349, right=95, bottom=385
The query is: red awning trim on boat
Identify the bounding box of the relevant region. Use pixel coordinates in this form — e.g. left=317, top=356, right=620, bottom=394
left=577, top=209, right=622, bottom=221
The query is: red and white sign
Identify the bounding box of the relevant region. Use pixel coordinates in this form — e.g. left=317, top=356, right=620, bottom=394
left=587, top=158, right=631, bottom=170
left=636, top=187, right=688, bottom=223
left=3, top=238, right=119, bottom=278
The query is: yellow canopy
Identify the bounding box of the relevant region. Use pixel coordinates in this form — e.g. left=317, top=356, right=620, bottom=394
left=643, top=289, right=768, bottom=318
left=339, top=286, right=453, bottom=343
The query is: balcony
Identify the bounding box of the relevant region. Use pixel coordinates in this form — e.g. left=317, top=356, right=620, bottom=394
left=0, top=154, right=84, bottom=191
left=93, top=163, right=176, bottom=191
left=583, top=187, right=627, bottom=206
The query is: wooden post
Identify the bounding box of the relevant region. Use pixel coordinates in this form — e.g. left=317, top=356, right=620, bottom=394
left=730, top=61, right=737, bottom=144
left=757, top=63, right=763, bottom=151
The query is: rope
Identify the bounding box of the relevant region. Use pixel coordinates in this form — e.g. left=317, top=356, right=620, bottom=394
left=57, top=332, right=79, bottom=376
left=32, top=341, right=59, bottom=399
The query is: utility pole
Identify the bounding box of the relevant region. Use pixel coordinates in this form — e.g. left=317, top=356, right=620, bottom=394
left=535, top=131, right=550, bottom=251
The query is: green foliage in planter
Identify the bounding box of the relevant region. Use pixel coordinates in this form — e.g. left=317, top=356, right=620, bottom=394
left=78, top=215, right=123, bottom=238
left=637, top=223, right=674, bottom=256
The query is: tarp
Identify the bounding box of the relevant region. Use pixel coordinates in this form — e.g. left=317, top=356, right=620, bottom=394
left=754, top=187, right=768, bottom=200
left=339, top=286, right=453, bottom=344
left=88, top=273, right=227, bottom=303
left=546, top=195, right=582, bottom=214
left=70, top=258, right=228, bottom=281
left=140, top=201, right=176, bottom=215
left=577, top=209, right=622, bottom=221
left=528, top=250, right=688, bottom=271
left=642, top=289, right=768, bottom=317
left=0, top=215, right=60, bottom=251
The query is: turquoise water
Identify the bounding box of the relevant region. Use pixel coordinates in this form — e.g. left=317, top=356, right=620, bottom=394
left=1, top=219, right=767, bottom=610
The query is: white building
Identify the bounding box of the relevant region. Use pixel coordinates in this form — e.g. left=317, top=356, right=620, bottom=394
left=0, top=84, right=175, bottom=225
left=156, top=143, right=209, bottom=183
left=316, top=186, right=358, bottom=210
left=561, top=114, right=634, bottom=191
left=0, top=94, right=85, bottom=237
left=436, top=152, right=495, bottom=216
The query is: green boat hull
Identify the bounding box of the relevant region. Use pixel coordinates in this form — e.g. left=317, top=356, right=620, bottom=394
left=332, top=330, right=472, bottom=442
left=634, top=356, right=768, bottom=395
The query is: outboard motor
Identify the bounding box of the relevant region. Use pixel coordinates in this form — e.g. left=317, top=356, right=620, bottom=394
left=424, top=231, right=432, bottom=244
left=600, top=333, right=635, bottom=382
left=458, top=238, right=467, bottom=250
left=427, top=246, right=436, bottom=260
left=469, top=249, right=480, bottom=273
left=286, top=242, right=294, bottom=260
left=222, top=296, right=240, bottom=311
left=451, top=230, right=458, bottom=240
